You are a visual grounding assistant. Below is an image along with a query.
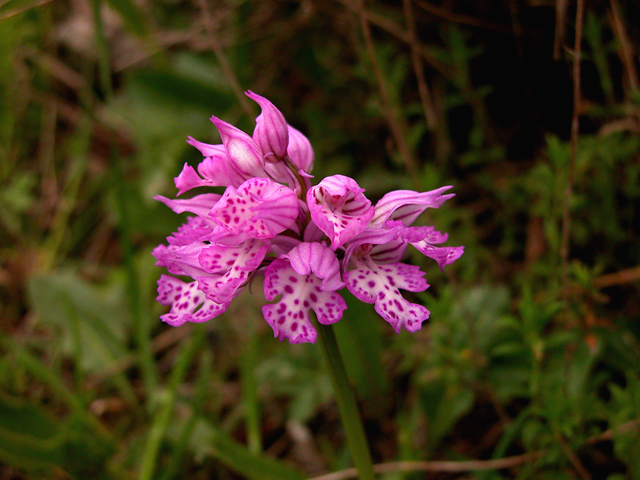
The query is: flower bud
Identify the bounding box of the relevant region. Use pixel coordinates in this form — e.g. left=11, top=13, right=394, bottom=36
left=246, top=91, right=289, bottom=160
left=287, top=125, right=314, bottom=172
left=210, top=115, right=266, bottom=178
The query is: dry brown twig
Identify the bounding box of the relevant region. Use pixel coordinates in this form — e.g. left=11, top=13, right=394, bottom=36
left=0, top=0, right=55, bottom=21
left=338, top=0, right=450, bottom=79
left=560, top=0, right=585, bottom=293
left=351, top=0, right=420, bottom=185
left=553, top=0, right=569, bottom=60
left=609, top=0, right=640, bottom=94
left=308, top=419, right=640, bottom=480
left=196, top=0, right=255, bottom=119
left=402, top=0, right=437, bottom=131
left=414, top=0, right=512, bottom=34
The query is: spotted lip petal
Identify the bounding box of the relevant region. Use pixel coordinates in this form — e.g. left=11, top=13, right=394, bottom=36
left=157, top=275, right=228, bottom=326
left=345, top=256, right=429, bottom=333
left=246, top=91, right=289, bottom=160
left=209, top=177, right=299, bottom=239
left=287, top=125, right=314, bottom=172
left=307, top=175, right=375, bottom=250
left=210, top=115, right=266, bottom=178
left=153, top=236, right=269, bottom=305
left=371, top=186, right=455, bottom=227
left=262, top=242, right=347, bottom=344
left=196, top=238, right=270, bottom=304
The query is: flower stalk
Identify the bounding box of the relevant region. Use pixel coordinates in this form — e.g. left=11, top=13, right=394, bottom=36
left=314, top=319, right=376, bottom=480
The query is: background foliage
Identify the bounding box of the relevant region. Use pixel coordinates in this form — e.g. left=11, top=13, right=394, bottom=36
left=1, top=0, right=639, bottom=478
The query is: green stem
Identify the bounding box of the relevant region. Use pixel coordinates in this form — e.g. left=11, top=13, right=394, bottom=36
left=241, top=319, right=262, bottom=454
left=314, top=322, right=375, bottom=480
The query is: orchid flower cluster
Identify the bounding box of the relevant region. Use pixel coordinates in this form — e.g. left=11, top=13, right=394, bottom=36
left=153, top=92, right=464, bottom=344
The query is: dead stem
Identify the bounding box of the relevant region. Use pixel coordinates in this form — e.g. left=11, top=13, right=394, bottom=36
left=308, top=419, right=640, bottom=480
left=0, top=0, right=55, bottom=21
left=560, top=0, right=585, bottom=294
left=553, top=0, right=569, bottom=60
left=609, top=0, right=640, bottom=93
left=402, top=0, right=437, bottom=131
left=196, top=0, right=255, bottom=119
left=352, top=0, right=420, bottom=185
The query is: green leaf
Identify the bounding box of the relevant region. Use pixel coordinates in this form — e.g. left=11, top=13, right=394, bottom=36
left=0, top=394, right=112, bottom=478
left=27, top=270, right=130, bottom=373
left=0, top=393, right=65, bottom=469
left=188, top=418, right=304, bottom=480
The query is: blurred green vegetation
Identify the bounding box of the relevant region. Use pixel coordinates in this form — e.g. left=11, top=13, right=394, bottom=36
left=1, top=0, right=639, bottom=478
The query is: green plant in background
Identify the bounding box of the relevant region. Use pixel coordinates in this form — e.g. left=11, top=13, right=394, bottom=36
left=1, top=0, right=639, bottom=479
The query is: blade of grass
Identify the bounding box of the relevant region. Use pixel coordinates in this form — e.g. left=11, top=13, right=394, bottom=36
left=159, top=348, right=213, bottom=480
left=0, top=336, right=114, bottom=443
left=138, top=326, right=206, bottom=480
left=241, top=317, right=262, bottom=454
left=191, top=417, right=305, bottom=480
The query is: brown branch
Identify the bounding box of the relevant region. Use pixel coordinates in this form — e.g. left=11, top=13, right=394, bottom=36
left=308, top=453, right=543, bottom=480
left=338, top=0, right=451, bottom=79
left=403, top=0, right=437, bottom=131
left=195, top=0, right=255, bottom=119
left=414, top=0, right=512, bottom=34
left=308, top=419, right=640, bottom=480
left=593, top=265, right=640, bottom=289
left=560, top=0, right=585, bottom=292
left=556, top=433, right=592, bottom=480
left=609, top=0, right=640, bottom=93
left=553, top=0, right=569, bottom=60
left=351, top=0, right=419, bottom=184
left=0, top=0, right=55, bottom=21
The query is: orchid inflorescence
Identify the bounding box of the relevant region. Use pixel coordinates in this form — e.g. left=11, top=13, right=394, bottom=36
left=153, top=92, right=464, bottom=344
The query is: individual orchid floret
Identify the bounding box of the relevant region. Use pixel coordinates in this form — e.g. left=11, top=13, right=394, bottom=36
left=209, top=177, right=299, bottom=239
left=371, top=186, right=455, bottom=227
left=157, top=275, right=229, bottom=326
left=262, top=242, right=347, bottom=344
left=210, top=115, right=267, bottom=178
left=153, top=237, right=270, bottom=305
left=342, top=224, right=430, bottom=333
left=246, top=90, right=289, bottom=160
left=287, top=125, right=314, bottom=172
left=307, top=175, right=375, bottom=250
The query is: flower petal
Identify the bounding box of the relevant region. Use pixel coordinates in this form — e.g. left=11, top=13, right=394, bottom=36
left=196, top=238, right=270, bottom=304
left=154, top=193, right=220, bottom=218
left=174, top=163, right=214, bottom=195
left=210, top=115, right=266, bottom=177
left=157, top=275, right=228, bottom=326
left=262, top=243, right=346, bottom=344
left=246, top=91, right=289, bottom=160
left=411, top=242, right=464, bottom=271
left=345, top=257, right=429, bottom=333
left=209, top=177, right=299, bottom=239
left=167, top=216, right=214, bottom=246
left=287, top=125, right=314, bottom=172
left=307, top=175, right=374, bottom=250
left=371, top=186, right=455, bottom=226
